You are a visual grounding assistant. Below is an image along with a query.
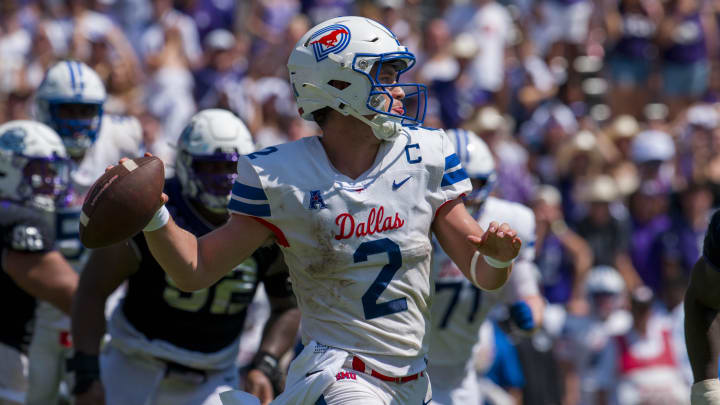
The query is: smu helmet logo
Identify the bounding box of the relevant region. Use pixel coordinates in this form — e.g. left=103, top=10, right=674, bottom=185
left=309, top=190, right=328, bottom=209
left=309, top=24, right=351, bottom=61
left=0, top=127, right=27, bottom=154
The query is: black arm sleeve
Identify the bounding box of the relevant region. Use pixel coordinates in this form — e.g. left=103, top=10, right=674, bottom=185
left=256, top=244, right=294, bottom=299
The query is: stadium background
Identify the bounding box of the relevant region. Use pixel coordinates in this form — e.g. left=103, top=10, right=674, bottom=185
left=2, top=0, right=718, bottom=403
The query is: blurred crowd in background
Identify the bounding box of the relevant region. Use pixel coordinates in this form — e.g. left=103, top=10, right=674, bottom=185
left=3, top=0, right=720, bottom=403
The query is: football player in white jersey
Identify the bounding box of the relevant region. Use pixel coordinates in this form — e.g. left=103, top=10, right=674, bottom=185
left=110, top=16, right=520, bottom=405
left=428, top=129, right=544, bottom=405
left=34, top=60, right=145, bottom=193
left=27, top=60, right=144, bottom=405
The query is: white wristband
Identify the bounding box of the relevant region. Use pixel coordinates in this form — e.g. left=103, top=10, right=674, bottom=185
left=483, top=254, right=514, bottom=269
left=143, top=205, right=170, bottom=232
left=692, top=379, right=720, bottom=405
left=470, top=251, right=481, bottom=287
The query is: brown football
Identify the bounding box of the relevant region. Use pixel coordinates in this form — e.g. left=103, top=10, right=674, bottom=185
left=79, top=156, right=165, bottom=248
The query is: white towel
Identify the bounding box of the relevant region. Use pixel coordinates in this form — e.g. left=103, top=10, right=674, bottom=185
left=271, top=341, right=349, bottom=405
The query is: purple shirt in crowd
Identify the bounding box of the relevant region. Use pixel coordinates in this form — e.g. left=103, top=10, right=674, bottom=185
left=612, top=7, right=656, bottom=59
left=536, top=234, right=575, bottom=304
left=660, top=216, right=706, bottom=274
left=187, top=0, right=236, bottom=40
left=663, top=13, right=706, bottom=63
left=631, top=214, right=672, bottom=291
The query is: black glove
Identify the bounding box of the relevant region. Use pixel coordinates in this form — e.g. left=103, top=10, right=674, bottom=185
left=249, top=351, right=283, bottom=395
left=67, top=352, right=100, bottom=395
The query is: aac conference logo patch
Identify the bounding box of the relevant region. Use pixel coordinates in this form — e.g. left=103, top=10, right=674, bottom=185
left=308, top=190, right=327, bottom=210
left=309, top=24, right=351, bottom=61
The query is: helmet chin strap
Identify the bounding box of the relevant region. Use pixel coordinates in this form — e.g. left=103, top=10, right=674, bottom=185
left=300, top=82, right=402, bottom=141
left=367, top=114, right=402, bottom=141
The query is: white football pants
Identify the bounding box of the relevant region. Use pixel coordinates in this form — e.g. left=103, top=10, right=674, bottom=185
left=101, top=345, right=238, bottom=405
left=0, top=342, right=27, bottom=405
left=26, top=324, right=71, bottom=405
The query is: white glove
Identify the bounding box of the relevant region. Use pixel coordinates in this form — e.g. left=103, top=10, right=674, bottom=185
left=219, top=390, right=260, bottom=405
left=692, top=379, right=720, bottom=405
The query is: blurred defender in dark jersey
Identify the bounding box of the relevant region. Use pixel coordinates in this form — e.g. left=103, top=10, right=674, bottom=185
left=0, top=120, right=78, bottom=405
left=29, top=59, right=145, bottom=405
left=70, top=109, right=300, bottom=405
left=685, top=208, right=720, bottom=404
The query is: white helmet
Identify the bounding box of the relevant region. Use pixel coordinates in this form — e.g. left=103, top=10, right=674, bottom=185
left=34, top=60, right=106, bottom=158
left=447, top=128, right=496, bottom=205
left=288, top=16, right=427, bottom=141
left=0, top=120, right=70, bottom=208
left=586, top=265, right=626, bottom=295
left=176, top=109, right=255, bottom=214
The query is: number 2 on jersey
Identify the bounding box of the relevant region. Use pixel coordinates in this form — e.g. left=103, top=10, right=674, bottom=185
left=354, top=238, right=408, bottom=320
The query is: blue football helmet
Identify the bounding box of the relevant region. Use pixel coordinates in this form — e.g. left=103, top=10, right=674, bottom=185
left=34, top=60, right=106, bottom=158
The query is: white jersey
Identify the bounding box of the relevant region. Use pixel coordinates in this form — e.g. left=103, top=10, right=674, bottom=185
left=72, top=114, right=144, bottom=192
left=230, top=127, right=470, bottom=376
left=428, top=196, right=538, bottom=367
left=36, top=114, right=143, bottom=330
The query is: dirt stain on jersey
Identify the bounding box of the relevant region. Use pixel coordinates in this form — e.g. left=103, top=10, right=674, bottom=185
left=338, top=279, right=355, bottom=287
left=305, top=219, right=343, bottom=276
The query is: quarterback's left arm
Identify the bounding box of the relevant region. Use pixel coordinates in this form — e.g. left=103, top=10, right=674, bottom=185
left=246, top=249, right=300, bottom=404
left=432, top=198, right=521, bottom=291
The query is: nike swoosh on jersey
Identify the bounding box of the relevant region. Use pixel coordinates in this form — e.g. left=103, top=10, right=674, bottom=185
left=392, top=176, right=412, bottom=190
left=305, top=369, right=323, bottom=377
